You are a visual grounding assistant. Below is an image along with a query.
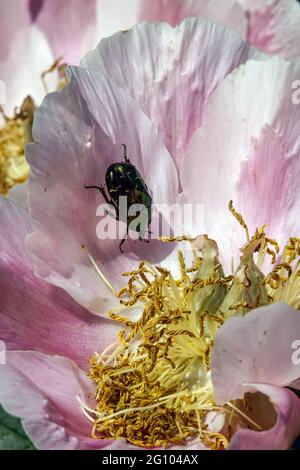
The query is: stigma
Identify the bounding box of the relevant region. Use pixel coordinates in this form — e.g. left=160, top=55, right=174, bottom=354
left=81, top=209, right=300, bottom=448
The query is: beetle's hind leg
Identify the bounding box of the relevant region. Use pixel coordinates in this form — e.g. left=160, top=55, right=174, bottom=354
left=122, top=143, right=130, bottom=163
left=85, top=185, right=111, bottom=204
left=139, top=235, right=150, bottom=244
left=119, top=226, right=129, bottom=254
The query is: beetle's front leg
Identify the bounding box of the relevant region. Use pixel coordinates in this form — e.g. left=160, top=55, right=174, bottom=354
left=104, top=208, right=119, bottom=221
left=85, top=184, right=111, bottom=205
left=119, top=225, right=129, bottom=253
left=139, top=235, right=150, bottom=244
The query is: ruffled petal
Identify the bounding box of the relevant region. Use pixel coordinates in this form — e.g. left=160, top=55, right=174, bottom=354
left=81, top=18, right=260, bottom=167
left=181, top=56, right=300, bottom=270
left=0, top=197, right=118, bottom=369
left=229, top=383, right=300, bottom=450
left=0, top=351, right=111, bottom=449
left=211, top=303, right=300, bottom=405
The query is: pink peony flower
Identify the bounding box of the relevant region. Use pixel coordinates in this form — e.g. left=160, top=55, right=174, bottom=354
left=0, top=17, right=300, bottom=450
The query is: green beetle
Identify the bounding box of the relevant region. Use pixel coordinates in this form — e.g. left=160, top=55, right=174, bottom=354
left=85, top=144, right=152, bottom=253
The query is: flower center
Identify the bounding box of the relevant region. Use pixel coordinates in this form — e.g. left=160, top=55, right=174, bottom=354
left=81, top=209, right=299, bottom=448
left=0, top=96, right=35, bottom=195
left=0, top=59, right=68, bottom=196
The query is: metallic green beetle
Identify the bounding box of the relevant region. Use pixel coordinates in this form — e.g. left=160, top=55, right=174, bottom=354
left=85, top=144, right=152, bottom=253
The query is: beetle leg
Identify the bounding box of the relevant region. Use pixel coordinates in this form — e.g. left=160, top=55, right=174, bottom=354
left=122, top=143, right=130, bottom=163
left=85, top=185, right=111, bottom=204
left=139, top=235, right=150, bottom=244
left=119, top=226, right=129, bottom=253
left=104, top=209, right=118, bottom=220
left=139, top=234, right=150, bottom=243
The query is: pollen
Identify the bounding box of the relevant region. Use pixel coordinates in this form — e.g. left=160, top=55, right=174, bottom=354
left=82, top=204, right=300, bottom=448
left=0, top=96, right=35, bottom=195
left=0, top=58, right=68, bottom=196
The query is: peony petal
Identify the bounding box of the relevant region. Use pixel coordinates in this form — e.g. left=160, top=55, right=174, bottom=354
left=0, top=351, right=112, bottom=449
left=96, top=0, right=247, bottom=40
left=95, top=0, right=145, bottom=39
left=138, top=0, right=247, bottom=35
left=7, top=182, right=29, bottom=211
left=0, top=0, right=30, bottom=59
left=0, top=197, right=119, bottom=369
left=181, top=56, right=300, bottom=270
left=26, top=61, right=179, bottom=316
left=229, top=383, right=300, bottom=450
left=0, top=1, right=56, bottom=114
left=239, top=0, right=300, bottom=60
left=81, top=18, right=260, bottom=167
left=30, top=0, right=99, bottom=65
left=211, top=302, right=300, bottom=405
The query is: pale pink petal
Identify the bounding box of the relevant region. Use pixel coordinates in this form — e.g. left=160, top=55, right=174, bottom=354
left=95, top=0, right=144, bottom=39
left=0, top=0, right=30, bottom=57
left=96, top=0, right=247, bottom=43
left=0, top=351, right=112, bottom=449
left=26, top=68, right=178, bottom=316
left=139, top=0, right=247, bottom=35
left=0, top=25, right=56, bottom=114
left=181, top=57, right=300, bottom=270
left=239, top=0, right=300, bottom=60
left=229, top=383, right=300, bottom=450
left=0, top=197, right=118, bottom=369
left=30, top=0, right=99, bottom=65
left=81, top=18, right=261, bottom=167
left=211, top=302, right=300, bottom=405
left=8, top=182, right=29, bottom=211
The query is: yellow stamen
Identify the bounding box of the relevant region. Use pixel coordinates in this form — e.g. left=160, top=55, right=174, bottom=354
left=83, top=205, right=299, bottom=448
left=228, top=200, right=250, bottom=242
left=0, top=97, right=35, bottom=195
